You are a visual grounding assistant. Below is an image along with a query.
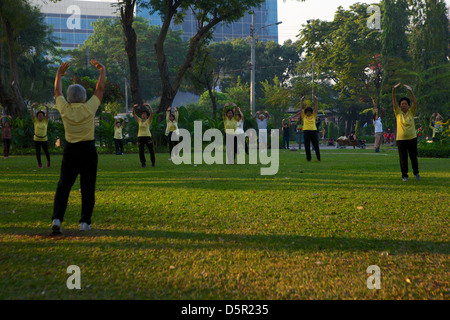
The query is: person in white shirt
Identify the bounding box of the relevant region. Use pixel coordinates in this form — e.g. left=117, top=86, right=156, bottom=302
left=235, top=107, right=248, bottom=155
left=373, top=107, right=385, bottom=153
left=254, top=110, right=269, bottom=152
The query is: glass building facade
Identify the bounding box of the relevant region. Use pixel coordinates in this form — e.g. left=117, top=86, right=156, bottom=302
left=137, top=0, right=279, bottom=43
left=35, top=0, right=278, bottom=50
left=31, top=0, right=118, bottom=50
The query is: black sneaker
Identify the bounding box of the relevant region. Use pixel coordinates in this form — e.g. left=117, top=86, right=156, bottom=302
left=142, top=164, right=146, bottom=168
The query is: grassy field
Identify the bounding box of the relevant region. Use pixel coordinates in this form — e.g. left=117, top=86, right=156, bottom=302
left=0, top=147, right=448, bottom=300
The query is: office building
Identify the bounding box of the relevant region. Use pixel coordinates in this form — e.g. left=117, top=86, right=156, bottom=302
left=31, top=0, right=118, bottom=50
left=137, top=0, right=279, bottom=43
left=34, top=0, right=278, bottom=50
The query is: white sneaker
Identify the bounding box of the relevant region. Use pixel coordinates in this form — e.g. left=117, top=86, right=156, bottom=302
left=402, top=177, right=408, bottom=182
left=51, top=219, right=62, bottom=234
left=79, top=222, right=91, bottom=231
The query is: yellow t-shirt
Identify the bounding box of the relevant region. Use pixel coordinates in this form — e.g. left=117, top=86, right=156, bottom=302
left=114, top=126, right=123, bottom=139
left=165, top=111, right=179, bottom=136
left=33, top=118, right=49, bottom=142
left=301, top=112, right=317, bottom=131
left=394, top=106, right=416, bottom=140
left=138, top=119, right=151, bottom=137
left=223, top=117, right=237, bottom=134
left=56, top=95, right=100, bottom=143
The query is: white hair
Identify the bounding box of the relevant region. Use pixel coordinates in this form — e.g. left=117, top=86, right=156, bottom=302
left=67, top=84, right=87, bottom=103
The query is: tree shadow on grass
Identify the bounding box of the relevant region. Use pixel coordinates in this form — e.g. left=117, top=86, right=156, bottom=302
left=1, top=226, right=448, bottom=255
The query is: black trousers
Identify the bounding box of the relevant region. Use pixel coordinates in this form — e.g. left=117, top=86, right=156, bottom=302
left=2, top=139, right=11, bottom=157
left=397, top=138, right=419, bottom=178
left=52, top=140, right=98, bottom=225
left=303, top=130, right=321, bottom=161
left=35, top=140, right=50, bottom=165
left=167, top=131, right=179, bottom=157
left=138, top=136, right=155, bottom=165
left=114, top=138, right=123, bottom=154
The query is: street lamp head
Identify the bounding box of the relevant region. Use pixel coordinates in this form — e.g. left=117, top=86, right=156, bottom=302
left=276, top=21, right=282, bottom=25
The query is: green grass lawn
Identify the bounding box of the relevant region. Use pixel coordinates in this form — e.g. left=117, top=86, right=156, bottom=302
left=0, top=148, right=448, bottom=300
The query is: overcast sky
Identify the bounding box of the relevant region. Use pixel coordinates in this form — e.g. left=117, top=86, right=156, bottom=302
left=277, top=0, right=450, bottom=44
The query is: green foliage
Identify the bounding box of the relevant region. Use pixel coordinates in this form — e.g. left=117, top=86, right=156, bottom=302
left=96, top=113, right=116, bottom=148
left=418, top=139, right=450, bottom=158
left=260, top=76, right=292, bottom=126
left=68, top=17, right=187, bottom=101
left=327, top=122, right=338, bottom=139
left=224, top=76, right=250, bottom=110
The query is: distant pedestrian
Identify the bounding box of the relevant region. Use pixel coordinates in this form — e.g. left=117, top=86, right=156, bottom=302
left=0, top=115, right=12, bottom=159
left=373, top=107, right=385, bottom=153
left=282, top=118, right=290, bottom=149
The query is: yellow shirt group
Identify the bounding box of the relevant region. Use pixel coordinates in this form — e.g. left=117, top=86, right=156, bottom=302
left=301, top=112, right=317, bottom=131
left=394, top=106, right=417, bottom=141
left=33, top=118, right=49, bottom=142
left=55, top=95, right=101, bottom=143
left=138, top=119, right=152, bottom=137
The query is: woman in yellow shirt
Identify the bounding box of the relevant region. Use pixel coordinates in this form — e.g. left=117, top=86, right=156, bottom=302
left=133, top=103, right=155, bottom=168
left=113, top=118, right=124, bottom=155
left=31, top=103, right=50, bottom=168
left=392, top=83, right=419, bottom=182
left=300, top=95, right=320, bottom=162
left=223, top=102, right=238, bottom=164
left=165, top=106, right=179, bottom=160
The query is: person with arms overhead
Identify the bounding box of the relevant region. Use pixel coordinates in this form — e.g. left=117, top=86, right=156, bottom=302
left=254, top=110, right=270, bottom=152
left=300, top=95, right=321, bottom=162
left=392, top=83, right=420, bottom=182
left=373, top=107, right=385, bottom=153
left=165, top=106, right=179, bottom=161
left=31, top=103, right=51, bottom=168
left=133, top=103, right=155, bottom=168
left=51, top=59, right=106, bottom=234
left=223, top=102, right=238, bottom=164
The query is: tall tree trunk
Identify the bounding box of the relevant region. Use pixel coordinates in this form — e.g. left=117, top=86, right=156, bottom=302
left=1, top=16, right=27, bottom=117
left=154, top=4, right=237, bottom=113
left=120, top=0, right=143, bottom=107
